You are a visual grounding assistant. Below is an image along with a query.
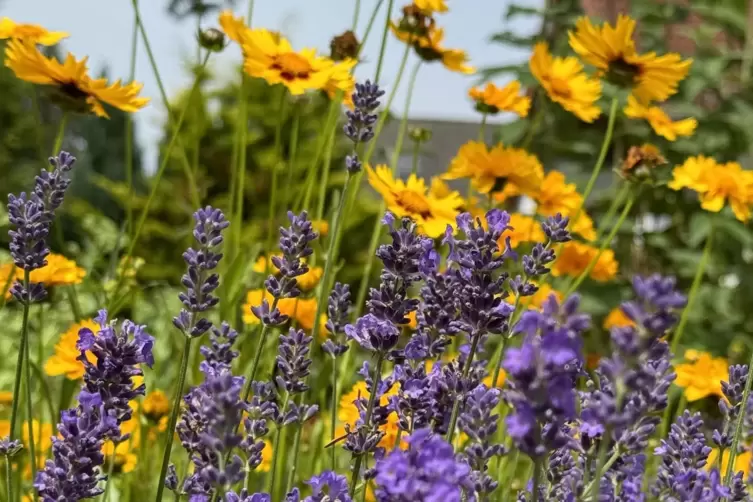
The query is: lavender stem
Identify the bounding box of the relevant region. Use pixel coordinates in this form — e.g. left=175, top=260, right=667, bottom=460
left=349, top=352, right=385, bottom=497
left=446, top=331, right=482, bottom=444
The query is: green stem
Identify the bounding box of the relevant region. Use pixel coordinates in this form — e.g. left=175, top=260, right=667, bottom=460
left=284, top=107, right=301, bottom=208
left=373, top=0, right=395, bottom=83
left=490, top=323, right=512, bottom=388
left=389, top=61, right=421, bottom=169
left=477, top=112, right=488, bottom=142
left=103, top=442, right=117, bottom=502
left=571, top=97, right=619, bottom=227
left=242, top=298, right=279, bottom=401
left=594, top=184, right=629, bottom=241
left=155, top=337, right=193, bottom=502
left=24, top=281, right=38, bottom=484
left=410, top=140, right=420, bottom=176
left=125, top=4, right=139, bottom=237
left=268, top=393, right=290, bottom=495
left=725, top=343, right=753, bottom=485
left=246, top=0, right=256, bottom=21
left=349, top=353, right=384, bottom=497
left=285, top=413, right=304, bottom=494
left=234, top=75, right=250, bottom=255
left=107, top=53, right=211, bottom=312
left=565, top=193, right=635, bottom=295
left=298, top=99, right=339, bottom=213
left=313, top=114, right=338, bottom=227
left=446, top=332, right=482, bottom=444
left=358, top=0, right=386, bottom=51
left=51, top=113, right=68, bottom=155
left=352, top=0, right=362, bottom=30
left=8, top=290, right=28, bottom=443
left=66, top=286, right=83, bottom=321
left=265, top=90, right=287, bottom=264
left=330, top=355, right=338, bottom=470
left=532, top=459, right=542, bottom=502
left=4, top=456, right=11, bottom=502
left=520, top=91, right=544, bottom=149
left=591, top=427, right=612, bottom=501
left=132, top=0, right=201, bottom=209
left=670, top=223, right=714, bottom=356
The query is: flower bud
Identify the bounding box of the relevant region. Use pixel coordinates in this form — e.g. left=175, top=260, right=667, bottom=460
left=198, top=28, right=226, bottom=52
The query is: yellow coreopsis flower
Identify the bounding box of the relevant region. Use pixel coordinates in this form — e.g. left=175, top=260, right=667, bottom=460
left=4, top=39, right=149, bottom=118
left=508, top=283, right=563, bottom=312
left=413, top=0, right=448, bottom=14
left=391, top=23, right=474, bottom=74
left=669, top=156, right=753, bottom=222
left=675, top=351, right=728, bottom=402
left=324, top=58, right=357, bottom=107
left=23, top=420, right=53, bottom=477
left=142, top=390, right=169, bottom=422
left=259, top=439, right=273, bottom=472
left=444, top=140, right=544, bottom=196
left=252, top=255, right=323, bottom=291
left=0, top=18, right=68, bottom=45
left=552, top=241, right=618, bottom=282
left=500, top=213, right=545, bottom=248
left=103, top=440, right=138, bottom=474
left=483, top=369, right=506, bottom=388
left=532, top=171, right=581, bottom=217
left=529, top=42, right=601, bottom=123
left=367, top=165, right=464, bottom=238
left=45, top=319, right=99, bottom=380
left=568, top=15, right=692, bottom=103
left=603, top=307, right=636, bottom=330
left=0, top=391, right=12, bottom=407
left=337, top=381, right=405, bottom=450
left=312, top=219, right=329, bottom=237
left=29, top=253, right=86, bottom=286
left=624, top=95, right=696, bottom=141
left=242, top=290, right=325, bottom=335
left=468, top=81, right=530, bottom=117
left=707, top=448, right=751, bottom=478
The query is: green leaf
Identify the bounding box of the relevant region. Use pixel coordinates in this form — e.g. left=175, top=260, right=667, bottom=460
left=489, top=31, right=538, bottom=48
left=715, top=217, right=753, bottom=246
left=687, top=212, right=712, bottom=247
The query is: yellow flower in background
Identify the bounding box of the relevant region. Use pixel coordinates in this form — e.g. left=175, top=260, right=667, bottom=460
left=603, top=307, right=636, bottom=330
left=444, top=141, right=543, bottom=196
left=707, top=448, right=751, bottom=478
left=675, top=351, right=728, bottom=402
left=312, top=220, right=330, bottom=237
left=337, top=381, right=405, bottom=450
left=252, top=255, right=322, bottom=291
left=258, top=439, right=274, bottom=472
left=483, top=369, right=506, bottom=388
left=391, top=23, right=474, bottom=74
left=242, top=290, right=325, bottom=334
left=0, top=391, right=12, bottom=407
left=532, top=171, right=581, bottom=217
left=218, top=10, right=251, bottom=46
left=669, top=156, right=753, bottom=222
left=570, top=213, right=597, bottom=242
left=552, top=241, right=618, bottom=282
left=0, top=18, right=68, bottom=45
left=367, top=164, right=464, bottom=238
left=414, top=0, right=448, bottom=13
left=0, top=263, right=21, bottom=300
left=508, top=283, right=563, bottom=311
left=103, top=440, right=138, bottom=474
left=45, top=319, right=99, bottom=380
left=142, top=390, right=170, bottom=422
left=324, top=58, right=357, bottom=107
left=529, top=42, right=601, bottom=123
left=468, top=81, right=530, bottom=117
left=0, top=420, right=55, bottom=478
left=28, top=253, right=86, bottom=286
left=252, top=254, right=281, bottom=274
left=568, top=15, right=691, bottom=104
left=500, top=214, right=545, bottom=248
left=241, top=27, right=332, bottom=95
left=624, top=96, right=696, bottom=141
left=4, top=39, right=149, bottom=118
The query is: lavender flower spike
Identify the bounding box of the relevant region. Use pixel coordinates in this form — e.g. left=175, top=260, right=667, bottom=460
left=173, top=206, right=229, bottom=338
left=343, top=80, right=384, bottom=173
left=303, top=471, right=352, bottom=502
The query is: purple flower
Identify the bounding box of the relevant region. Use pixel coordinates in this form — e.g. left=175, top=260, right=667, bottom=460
left=225, top=492, right=271, bottom=502
left=345, top=313, right=400, bottom=353
left=200, top=322, right=239, bottom=374
left=173, top=206, right=229, bottom=338
left=303, top=471, right=352, bottom=502
left=621, top=274, right=687, bottom=337
left=0, top=437, right=22, bottom=457
left=251, top=211, right=318, bottom=326
left=34, top=391, right=119, bottom=501
left=323, top=282, right=352, bottom=357
left=7, top=151, right=77, bottom=303
left=240, top=382, right=276, bottom=471
left=276, top=328, right=314, bottom=394
left=344, top=80, right=384, bottom=174
left=374, top=429, right=476, bottom=502
left=715, top=364, right=748, bottom=449
left=541, top=213, right=571, bottom=243
left=78, top=309, right=154, bottom=426
left=388, top=365, right=433, bottom=433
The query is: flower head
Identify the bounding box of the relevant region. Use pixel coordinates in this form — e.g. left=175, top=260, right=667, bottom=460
left=142, top=390, right=170, bottom=422
left=303, top=471, right=352, bottom=502
left=444, top=140, right=544, bottom=196
left=414, top=0, right=449, bottom=14
left=0, top=18, right=68, bottom=45
left=344, top=80, right=384, bottom=176
left=28, top=253, right=86, bottom=286
left=468, top=81, right=530, bottom=117
left=391, top=21, right=473, bottom=74
left=551, top=241, right=618, bottom=282
left=669, top=155, right=753, bottom=222
left=500, top=213, right=545, bottom=248
left=529, top=42, right=601, bottom=122
left=5, top=40, right=149, bottom=117
left=603, top=307, right=636, bottom=330
left=568, top=15, right=691, bottom=103
left=324, top=58, right=357, bottom=107
left=44, top=319, right=98, bottom=380
left=624, top=95, right=696, bottom=141
left=675, top=351, right=728, bottom=402
left=367, top=165, right=463, bottom=237
left=330, top=30, right=360, bottom=61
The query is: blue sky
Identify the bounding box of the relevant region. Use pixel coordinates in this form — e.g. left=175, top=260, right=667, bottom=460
left=2, top=0, right=541, bottom=171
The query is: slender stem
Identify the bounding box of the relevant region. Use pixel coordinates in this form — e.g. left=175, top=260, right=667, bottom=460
left=351, top=0, right=362, bottom=30
left=4, top=456, right=11, bottom=502
left=349, top=353, right=385, bottom=497
left=155, top=337, right=193, bottom=502
left=446, top=332, right=482, bottom=444
left=477, top=112, right=488, bottom=142
left=594, top=184, right=629, bottom=241
left=103, top=442, right=117, bottom=502
left=51, top=114, right=68, bottom=155
left=131, top=0, right=201, bottom=209
left=246, top=0, right=256, bottom=21
left=725, top=345, right=753, bottom=485
left=283, top=107, right=301, bottom=207
left=285, top=413, right=304, bottom=493
left=8, top=274, right=29, bottom=442
left=268, top=394, right=290, bottom=495
left=532, top=458, right=542, bottom=502
left=358, top=0, right=386, bottom=51
left=353, top=205, right=385, bottom=316
left=373, top=0, right=395, bottom=84
left=242, top=298, right=279, bottom=401
left=520, top=91, right=544, bottom=150
left=571, top=97, right=619, bottom=227
left=490, top=327, right=512, bottom=388
left=107, top=54, right=211, bottom=312
left=265, top=90, right=287, bottom=264
left=125, top=4, right=139, bottom=237
left=565, top=193, right=635, bottom=295
left=585, top=441, right=621, bottom=496
left=410, top=140, right=420, bottom=176
left=670, top=224, right=714, bottom=356
left=389, top=61, right=421, bottom=170
left=590, top=427, right=612, bottom=501
left=330, top=355, right=338, bottom=470
left=234, top=75, right=250, bottom=254
left=313, top=113, right=338, bottom=226
left=299, top=99, right=339, bottom=213
left=24, top=283, right=38, bottom=484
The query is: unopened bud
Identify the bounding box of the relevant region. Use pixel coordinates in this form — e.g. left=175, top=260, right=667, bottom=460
left=198, top=28, right=226, bottom=52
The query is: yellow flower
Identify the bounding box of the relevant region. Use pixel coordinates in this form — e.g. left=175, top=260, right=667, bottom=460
left=675, top=351, right=728, bottom=402
left=103, top=440, right=138, bottom=474
left=0, top=263, right=20, bottom=300
left=533, top=171, right=582, bottom=217
left=0, top=420, right=56, bottom=478
left=44, top=319, right=99, bottom=380
left=0, top=391, right=12, bottom=407
left=29, top=253, right=86, bottom=286
left=391, top=23, right=473, bottom=74
left=707, top=448, right=751, bottom=478
left=312, top=220, right=330, bottom=237
left=529, top=42, right=601, bottom=123
left=242, top=290, right=325, bottom=334
left=142, top=390, right=169, bottom=422
left=252, top=255, right=322, bottom=291
left=4, top=39, right=149, bottom=118
left=257, top=439, right=274, bottom=472
left=337, top=381, right=405, bottom=450
left=568, top=15, right=691, bottom=103
left=509, top=283, right=563, bottom=311
left=483, top=369, right=506, bottom=388
left=500, top=213, right=545, bottom=248
left=669, top=156, right=753, bottom=222
left=0, top=18, right=68, bottom=45
left=218, top=10, right=250, bottom=46
left=444, top=141, right=544, bottom=196
left=620, top=143, right=667, bottom=181
left=468, top=81, right=530, bottom=117
left=624, top=95, right=696, bottom=141
left=603, top=307, right=636, bottom=330
left=240, top=26, right=332, bottom=95
left=413, top=0, right=448, bottom=13
left=324, top=58, right=357, bottom=107
left=367, top=164, right=464, bottom=238
left=552, top=241, right=618, bottom=282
